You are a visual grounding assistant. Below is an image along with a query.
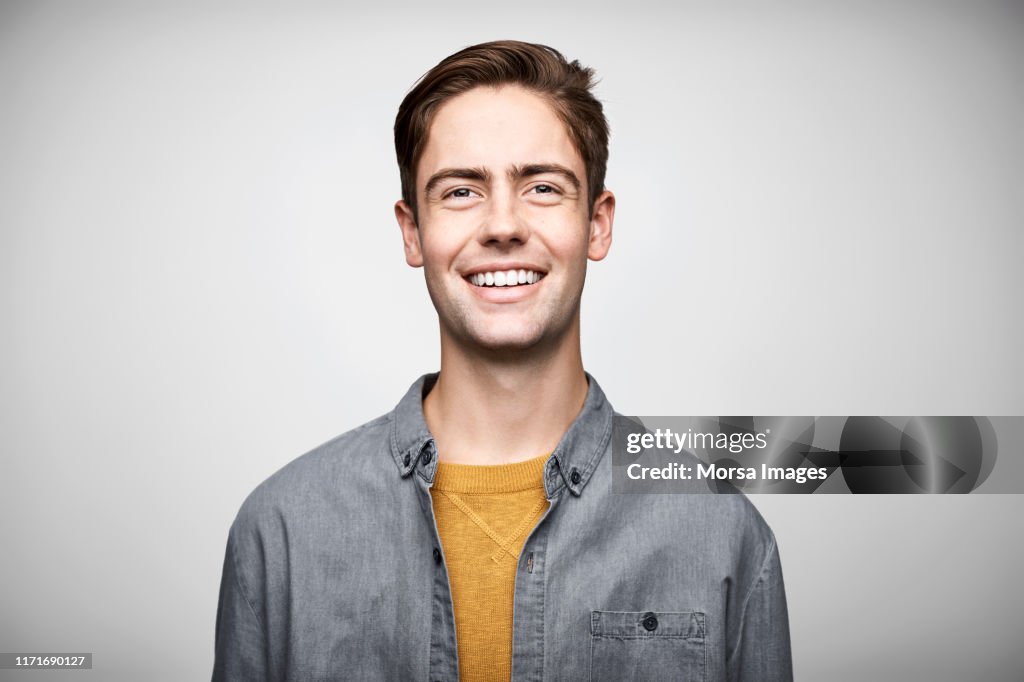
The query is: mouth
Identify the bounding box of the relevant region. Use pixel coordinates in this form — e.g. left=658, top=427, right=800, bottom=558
left=465, top=268, right=547, bottom=288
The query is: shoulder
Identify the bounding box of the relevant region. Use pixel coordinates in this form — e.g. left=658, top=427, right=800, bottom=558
left=228, top=412, right=393, bottom=544
left=652, top=488, right=779, bottom=603
left=645, top=482, right=777, bottom=565
left=709, top=491, right=778, bottom=564
left=607, top=411, right=777, bottom=559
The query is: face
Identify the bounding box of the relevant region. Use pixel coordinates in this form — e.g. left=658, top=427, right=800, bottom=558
left=395, top=85, right=614, bottom=355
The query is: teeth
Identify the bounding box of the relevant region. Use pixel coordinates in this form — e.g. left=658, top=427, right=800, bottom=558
left=468, top=269, right=545, bottom=288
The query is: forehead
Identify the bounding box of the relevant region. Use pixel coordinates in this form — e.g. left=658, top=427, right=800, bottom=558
left=417, top=85, right=583, bottom=180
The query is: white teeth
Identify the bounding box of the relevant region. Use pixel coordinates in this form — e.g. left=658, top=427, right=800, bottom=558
left=468, top=269, right=545, bottom=287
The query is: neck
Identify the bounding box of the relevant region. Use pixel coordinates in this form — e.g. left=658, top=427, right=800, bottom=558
left=423, top=324, right=589, bottom=465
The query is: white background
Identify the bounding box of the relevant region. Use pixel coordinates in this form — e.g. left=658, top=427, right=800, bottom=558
left=2, top=1, right=1023, bottom=679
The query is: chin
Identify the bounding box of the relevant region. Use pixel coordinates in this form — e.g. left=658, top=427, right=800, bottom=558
left=470, top=331, right=546, bottom=353
left=455, top=321, right=550, bottom=354
left=441, top=309, right=576, bottom=355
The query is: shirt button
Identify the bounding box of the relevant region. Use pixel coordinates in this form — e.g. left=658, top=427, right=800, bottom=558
left=433, top=547, right=442, bottom=565
left=570, top=468, right=581, bottom=485
left=403, top=453, right=411, bottom=467
left=642, top=612, right=658, bottom=631
left=422, top=450, right=433, bottom=465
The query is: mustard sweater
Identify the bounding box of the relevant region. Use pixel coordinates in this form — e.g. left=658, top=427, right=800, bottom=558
left=429, top=452, right=551, bottom=682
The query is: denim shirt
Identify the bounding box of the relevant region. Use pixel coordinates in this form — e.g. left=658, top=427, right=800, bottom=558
left=213, top=374, right=793, bottom=681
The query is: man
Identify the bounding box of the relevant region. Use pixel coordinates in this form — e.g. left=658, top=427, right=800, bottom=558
left=213, top=40, right=792, bottom=681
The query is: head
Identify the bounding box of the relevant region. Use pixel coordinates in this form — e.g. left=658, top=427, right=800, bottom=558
left=395, top=40, right=610, bottom=223
left=393, top=41, right=615, bottom=357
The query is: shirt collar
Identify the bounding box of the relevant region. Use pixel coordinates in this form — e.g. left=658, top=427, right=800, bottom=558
left=390, top=372, right=614, bottom=498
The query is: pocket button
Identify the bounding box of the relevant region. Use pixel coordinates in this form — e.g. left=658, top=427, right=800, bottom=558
left=641, top=612, right=659, bottom=631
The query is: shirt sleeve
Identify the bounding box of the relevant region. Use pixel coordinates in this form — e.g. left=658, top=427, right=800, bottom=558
left=728, top=536, right=794, bottom=682
left=212, top=529, right=269, bottom=682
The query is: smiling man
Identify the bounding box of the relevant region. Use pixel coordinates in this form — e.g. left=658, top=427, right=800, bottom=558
left=213, top=41, right=793, bottom=682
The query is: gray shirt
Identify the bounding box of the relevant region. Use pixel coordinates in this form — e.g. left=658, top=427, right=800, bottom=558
left=213, top=374, right=793, bottom=681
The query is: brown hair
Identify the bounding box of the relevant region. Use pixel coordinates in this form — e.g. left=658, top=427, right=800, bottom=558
left=394, top=40, right=609, bottom=220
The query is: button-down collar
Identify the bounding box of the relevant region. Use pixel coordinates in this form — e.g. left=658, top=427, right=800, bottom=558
left=389, top=372, right=614, bottom=498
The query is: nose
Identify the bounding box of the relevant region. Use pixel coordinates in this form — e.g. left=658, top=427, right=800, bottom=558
left=478, top=190, right=529, bottom=247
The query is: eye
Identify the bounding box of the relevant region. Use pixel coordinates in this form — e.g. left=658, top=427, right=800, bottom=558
left=531, top=184, right=558, bottom=194
left=445, top=187, right=478, bottom=200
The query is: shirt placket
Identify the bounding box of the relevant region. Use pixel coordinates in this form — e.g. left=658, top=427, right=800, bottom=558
left=415, top=439, right=461, bottom=682
left=510, top=461, right=566, bottom=682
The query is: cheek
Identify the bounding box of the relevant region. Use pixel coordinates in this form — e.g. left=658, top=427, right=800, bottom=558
left=547, top=224, right=591, bottom=263
left=418, top=233, right=460, bottom=273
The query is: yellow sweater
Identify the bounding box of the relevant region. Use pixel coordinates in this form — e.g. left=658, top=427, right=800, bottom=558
left=429, top=452, right=551, bottom=682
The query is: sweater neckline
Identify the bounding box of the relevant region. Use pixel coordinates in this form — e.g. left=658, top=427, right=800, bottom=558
left=431, top=451, right=550, bottom=493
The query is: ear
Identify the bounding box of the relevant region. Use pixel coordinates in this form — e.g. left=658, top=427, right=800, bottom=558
left=395, top=200, right=424, bottom=268
left=587, top=190, right=615, bottom=261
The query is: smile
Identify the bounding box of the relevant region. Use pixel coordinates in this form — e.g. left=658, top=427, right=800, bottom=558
left=467, top=269, right=546, bottom=287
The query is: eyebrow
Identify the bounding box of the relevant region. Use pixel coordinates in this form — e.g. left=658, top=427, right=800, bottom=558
left=423, top=167, right=491, bottom=198
left=423, top=163, right=581, bottom=197
left=512, top=164, right=581, bottom=192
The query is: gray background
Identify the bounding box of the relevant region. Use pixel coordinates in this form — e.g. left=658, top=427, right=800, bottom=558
left=2, top=0, right=1022, bottom=680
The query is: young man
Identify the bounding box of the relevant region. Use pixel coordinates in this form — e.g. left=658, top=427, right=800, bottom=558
left=213, top=41, right=793, bottom=681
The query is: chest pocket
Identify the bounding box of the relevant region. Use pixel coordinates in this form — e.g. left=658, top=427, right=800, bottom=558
left=590, top=610, right=705, bottom=682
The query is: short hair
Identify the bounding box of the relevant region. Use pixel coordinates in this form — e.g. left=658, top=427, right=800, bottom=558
left=394, top=40, right=610, bottom=220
